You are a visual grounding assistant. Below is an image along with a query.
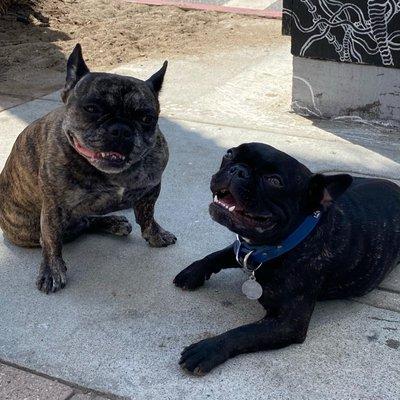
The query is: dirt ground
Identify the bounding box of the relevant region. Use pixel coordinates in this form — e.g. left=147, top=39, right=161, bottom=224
left=0, top=0, right=284, bottom=101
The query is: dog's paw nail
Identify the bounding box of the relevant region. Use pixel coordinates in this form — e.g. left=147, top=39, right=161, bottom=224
left=147, top=229, right=177, bottom=247
left=193, top=367, right=206, bottom=376
left=108, top=217, right=132, bottom=236
left=117, top=223, right=132, bottom=236
left=179, top=338, right=226, bottom=375
left=36, top=268, right=67, bottom=294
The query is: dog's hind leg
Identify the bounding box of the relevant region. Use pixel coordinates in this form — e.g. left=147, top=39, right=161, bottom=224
left=86, top=215, right=132, bottom=236
left=62, top=218, right=91, bottom=242
left=63, top=215, right=132, bottom=242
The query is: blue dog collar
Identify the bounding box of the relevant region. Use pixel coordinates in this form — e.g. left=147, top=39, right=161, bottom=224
left=233, top=210, right=322, bottom=272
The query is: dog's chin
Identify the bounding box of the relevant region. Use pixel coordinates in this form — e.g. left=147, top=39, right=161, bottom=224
left=209, top=201, right=279, bottom=245
left=66, top=132, right=136, bottom=174
left=85, top=157, right=131, bottom=174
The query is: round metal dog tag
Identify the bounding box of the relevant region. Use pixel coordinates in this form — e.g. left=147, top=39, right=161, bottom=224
left=242, top=276, right=263, bottom=300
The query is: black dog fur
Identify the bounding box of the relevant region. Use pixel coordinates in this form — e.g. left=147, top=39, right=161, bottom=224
left=174, top=142, right=400, bottom=375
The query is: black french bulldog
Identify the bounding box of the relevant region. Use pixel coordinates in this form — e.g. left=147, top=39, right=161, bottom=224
left=174, top=142, right=400, bottom=375
left=0, top=44, right=176, bottom=293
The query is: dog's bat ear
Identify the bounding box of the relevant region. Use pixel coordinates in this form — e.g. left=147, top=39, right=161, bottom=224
left=61, top=44, right=90, bottom=103
left=146, top=61, right=168, bottom=95
left=308, top=173, right=353, bottom=210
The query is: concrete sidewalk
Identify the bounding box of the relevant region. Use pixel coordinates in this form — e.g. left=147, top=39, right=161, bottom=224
left=0, top=363, right=112, bottom=399
left=0, top=39, right=399, bottom=399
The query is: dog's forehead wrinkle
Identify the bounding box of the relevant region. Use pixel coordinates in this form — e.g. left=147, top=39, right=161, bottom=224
left=124, top=89, right=156, bottom=110
left=237, top=143, right=311, bottom=175
left=235, top=148, right=282, bottom=168
left=78, top=73, right=153, bottom=106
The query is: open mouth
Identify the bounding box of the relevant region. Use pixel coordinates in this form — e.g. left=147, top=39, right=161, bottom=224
left=70, top=135, right=126, bottom=164
left=212, top=189, right=276, bottom=230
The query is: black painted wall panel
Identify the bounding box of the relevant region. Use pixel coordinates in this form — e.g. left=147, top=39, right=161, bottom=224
left=283, top=0, right=400, bottom=69
left=282, top=0, right=294, bottom=35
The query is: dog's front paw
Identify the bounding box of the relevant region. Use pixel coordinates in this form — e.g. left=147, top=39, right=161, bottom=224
left=179, top=337, right=229, bottom=376
left=36, top=258, right=67, bottom=294
left=173, top=262, right=208, bottom=290
left=143, top=222, right=177, bottom=247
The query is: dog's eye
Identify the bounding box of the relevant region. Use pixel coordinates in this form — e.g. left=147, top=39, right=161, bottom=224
left=266, top=176, right=283, bottom=187
left=83, top=104, right=100, bottom=114
left=224, top=149, right=233, bottom=160
left=141, top=115, right=153, bottom=125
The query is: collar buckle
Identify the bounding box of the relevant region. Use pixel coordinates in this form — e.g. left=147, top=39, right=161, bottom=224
left=313, top=210, right=321, bottom=218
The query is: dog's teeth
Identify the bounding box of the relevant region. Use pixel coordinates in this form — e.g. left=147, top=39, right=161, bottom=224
left=214, top=195, right=218, bottom=202
left=229, top=206, right=235, bottom=212
left=101, top=152, right=106, bottom=158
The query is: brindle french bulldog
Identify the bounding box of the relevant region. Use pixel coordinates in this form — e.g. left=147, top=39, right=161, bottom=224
left=0, top=44, right=176, bottom=293
left=174, top=142, right=400, bottom=375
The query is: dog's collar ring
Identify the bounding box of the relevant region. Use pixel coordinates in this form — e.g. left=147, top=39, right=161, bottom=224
left=243, top=252, right=263, bottom=274
left=234, top=238, right=267, bottom=272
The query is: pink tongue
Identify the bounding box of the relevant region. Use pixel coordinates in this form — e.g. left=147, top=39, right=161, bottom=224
left=74, top=138, right=97, bottom=158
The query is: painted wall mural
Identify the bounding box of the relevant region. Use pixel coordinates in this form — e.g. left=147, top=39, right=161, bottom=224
left=283, top=0, right=400, bottom=68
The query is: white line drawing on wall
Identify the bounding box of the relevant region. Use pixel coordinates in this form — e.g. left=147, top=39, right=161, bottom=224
left=283, top=0, right=400, bottom=66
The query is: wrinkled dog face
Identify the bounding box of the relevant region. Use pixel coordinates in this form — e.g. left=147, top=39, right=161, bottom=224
left=61, top=44, right=167, bottom=174
left=209, top=143, right=352, bottom=244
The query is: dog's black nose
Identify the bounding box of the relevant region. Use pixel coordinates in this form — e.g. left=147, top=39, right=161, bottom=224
left=109, top=123, right=132, bottom=139
left=229, top=165, right=249, bottom=179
